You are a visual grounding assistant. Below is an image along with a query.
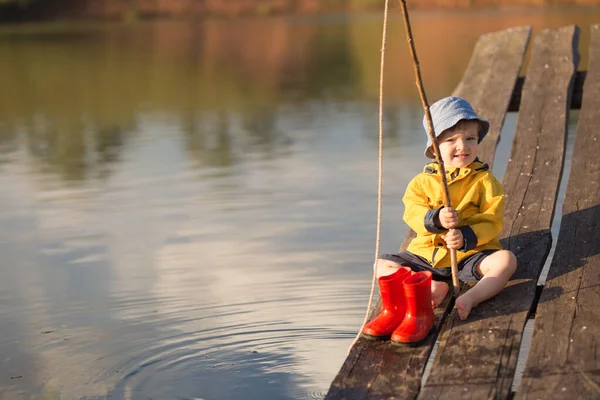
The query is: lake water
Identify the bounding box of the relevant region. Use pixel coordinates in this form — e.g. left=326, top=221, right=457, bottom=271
left=0, top=8, right=596, bottom=399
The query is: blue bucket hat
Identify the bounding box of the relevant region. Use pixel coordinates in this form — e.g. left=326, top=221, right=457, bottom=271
left=423, top=96, right=489, bottom=159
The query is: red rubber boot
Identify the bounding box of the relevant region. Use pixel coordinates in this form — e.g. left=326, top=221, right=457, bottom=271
left=362, top=266, right=411, bottom=340
left=391, top=271, right=435, bottom=345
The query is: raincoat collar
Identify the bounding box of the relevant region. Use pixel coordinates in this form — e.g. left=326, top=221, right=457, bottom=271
left=423, top=158, right=489, bottom=181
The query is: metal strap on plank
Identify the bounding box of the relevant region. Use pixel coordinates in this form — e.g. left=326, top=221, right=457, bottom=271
left=418, top=25, right=580, bottom=400
left=516, top=24, right=600, bottom=399
left=325, top=26, right=531, bottom=400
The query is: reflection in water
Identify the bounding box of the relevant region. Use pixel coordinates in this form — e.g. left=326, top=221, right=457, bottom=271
left=0, top=9, right=599, bottom=399
left=183, top=112, right=235, bottom=169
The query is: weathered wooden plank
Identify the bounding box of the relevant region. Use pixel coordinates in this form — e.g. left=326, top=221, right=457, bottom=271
left=508, top=71, right=586, bottom=112
left=325, top=26, right=531, bottom=400
left=418, top=26, right=579, bottom=400
left=515, top=24, right=600, bottom=400
left=453, top=26, right=532, bottom=168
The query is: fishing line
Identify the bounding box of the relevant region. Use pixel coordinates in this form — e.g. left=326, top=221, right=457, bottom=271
left=348, top=0, right=390, bottom=354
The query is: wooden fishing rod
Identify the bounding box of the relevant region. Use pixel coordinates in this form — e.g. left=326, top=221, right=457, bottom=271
left=398, top=0, right=461, bottom=295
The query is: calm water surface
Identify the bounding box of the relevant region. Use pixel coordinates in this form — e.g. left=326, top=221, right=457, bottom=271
left=0, top=8, right=596, bottom=399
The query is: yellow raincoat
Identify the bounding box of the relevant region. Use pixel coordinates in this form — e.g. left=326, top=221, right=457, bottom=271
left=403, top=160, right=504, bottom=268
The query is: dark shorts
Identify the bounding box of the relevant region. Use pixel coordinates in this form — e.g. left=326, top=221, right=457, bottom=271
left=379, top=250, right=498, bottom=282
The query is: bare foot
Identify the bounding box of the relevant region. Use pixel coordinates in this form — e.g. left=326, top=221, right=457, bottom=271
left=455, top=294, right=476, bottom=320
left=431, top=281, right=449, bottom=307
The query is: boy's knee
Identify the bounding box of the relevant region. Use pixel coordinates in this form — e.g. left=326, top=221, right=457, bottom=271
left=377, top=258, right=400, bottom=268
left=500, top=250, right=517, bottom=275
left=507, top=250, right=517, bottom=269
left=376, top=259, right=402, bottom=278
left=479, top=250, right=516, bottom=276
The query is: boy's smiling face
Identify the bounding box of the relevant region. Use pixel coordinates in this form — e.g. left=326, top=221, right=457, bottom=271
left=437, top=120, right=479, bottom=168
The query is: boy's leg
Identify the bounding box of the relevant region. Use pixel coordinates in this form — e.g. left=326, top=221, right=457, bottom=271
left=378, top=256, right=449, bottom=307
left=456, top=250, right=517, bottom=320
left=376, top=258, right=403, bottom=278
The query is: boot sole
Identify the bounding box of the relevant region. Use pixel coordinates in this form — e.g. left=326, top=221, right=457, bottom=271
left=390, top=326, right=435, bottom=347
left=361, top=332, right=392, bottom=341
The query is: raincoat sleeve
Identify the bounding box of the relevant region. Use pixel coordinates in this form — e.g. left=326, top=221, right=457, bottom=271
left=462, top=174, right=504, bottom=249
left=402, top=176, right=435, bottom=235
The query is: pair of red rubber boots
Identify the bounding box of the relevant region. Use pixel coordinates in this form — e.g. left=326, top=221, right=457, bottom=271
left=362, top=267, right=435, bottom=345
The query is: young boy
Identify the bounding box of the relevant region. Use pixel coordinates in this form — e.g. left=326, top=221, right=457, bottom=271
left=378, top=96, right=517, bottom=321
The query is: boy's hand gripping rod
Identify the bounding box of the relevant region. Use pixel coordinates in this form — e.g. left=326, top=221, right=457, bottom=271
left=398, top=0, right=461, bottom=296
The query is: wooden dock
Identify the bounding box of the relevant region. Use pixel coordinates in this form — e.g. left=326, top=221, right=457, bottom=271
left=326, top=24, right=600, bottom=400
